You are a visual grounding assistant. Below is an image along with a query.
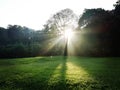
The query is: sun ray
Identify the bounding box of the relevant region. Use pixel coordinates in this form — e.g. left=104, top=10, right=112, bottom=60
left=64, top=29, right=73, bottom=40
left=43, top=36, right=63, bottom=54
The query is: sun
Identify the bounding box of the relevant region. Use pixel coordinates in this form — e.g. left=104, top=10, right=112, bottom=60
left=64, top=29, right=73, bottom=39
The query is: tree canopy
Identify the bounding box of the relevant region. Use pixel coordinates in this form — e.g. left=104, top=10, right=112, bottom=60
left=44, top=8, right=78, bottom=34
left=0, top=1, right=120, bottom=58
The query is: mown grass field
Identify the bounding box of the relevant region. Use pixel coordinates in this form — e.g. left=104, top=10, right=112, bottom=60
left=0, top=56, right=120, bottom=90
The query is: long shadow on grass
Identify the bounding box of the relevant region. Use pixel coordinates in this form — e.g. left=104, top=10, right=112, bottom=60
left=23, top=57, right=63, bottom=90
left=58, top=56, right=67, bottom=89
left=45, top=56, right=67, bottom=90
left=68, top=57, right=112, bottom=89
left=0, top=57, right=62, bottom=90
left=69, top=57, right=120, bottom=89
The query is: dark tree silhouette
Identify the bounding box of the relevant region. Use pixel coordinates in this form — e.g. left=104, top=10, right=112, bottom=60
left=1, top=1, right=120, bottom=58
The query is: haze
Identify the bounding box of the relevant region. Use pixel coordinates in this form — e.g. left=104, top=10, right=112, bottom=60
left=0, top=0, right=116, bottom=30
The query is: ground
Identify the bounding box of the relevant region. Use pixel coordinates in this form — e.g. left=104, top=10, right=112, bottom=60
left=0, top=56, right=120, bottom=90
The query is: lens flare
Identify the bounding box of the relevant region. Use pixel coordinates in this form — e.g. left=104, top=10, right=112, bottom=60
left=64, top=29, right=73, bottom=39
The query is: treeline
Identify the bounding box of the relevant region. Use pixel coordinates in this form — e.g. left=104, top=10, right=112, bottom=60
left=0, top=0, right=120, bottom=58
left=0, top=25, right=64, bottom=58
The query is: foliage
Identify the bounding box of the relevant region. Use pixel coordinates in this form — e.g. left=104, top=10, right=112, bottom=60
left=78, top=8, right=110, bottom=30
left=44, top=8, right=78, bottom=34
left=78, top=3, right=120, bottom=56
left=0, top=1, right=120, bottom=57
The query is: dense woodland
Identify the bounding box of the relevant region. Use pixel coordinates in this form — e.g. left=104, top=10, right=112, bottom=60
left=0, top=1, right=120, bottom=58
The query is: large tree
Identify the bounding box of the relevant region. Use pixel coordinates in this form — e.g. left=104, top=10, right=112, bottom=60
left=78, top=8, right=110, bottom=31
left=44, top=8, right=78, bottom=34
left=78, top=8, right=116, bottom=56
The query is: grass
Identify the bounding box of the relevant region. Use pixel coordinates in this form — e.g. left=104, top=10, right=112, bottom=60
left=0, top=56, right=120, bottom=90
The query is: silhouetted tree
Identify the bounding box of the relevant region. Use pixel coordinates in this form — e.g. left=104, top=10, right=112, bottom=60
left=114, top=0, right=120, bottom=14
left=1, top=3, right=120, bottom=58
left=78, top=6, right=120, bottom=56
left=44, top=8, right=78, bottom=34
left=78, top=8, right=111, bottom=32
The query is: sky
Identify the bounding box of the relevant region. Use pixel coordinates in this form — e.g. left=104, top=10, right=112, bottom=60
left=0, top=0, right=116, bottom=30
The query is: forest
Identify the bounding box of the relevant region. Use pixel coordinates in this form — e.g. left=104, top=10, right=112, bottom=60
left=0, top=0, right=120, bottom=58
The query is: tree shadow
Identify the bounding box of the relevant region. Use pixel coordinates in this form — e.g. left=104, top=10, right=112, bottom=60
left=0, top=57, right=62, bottom=90
left=45, top=56, right=67, bottom=90
left=60, top=56, right=67, bottom=85
left=26, top=57, right=63, bottom=90
left=69, top=57, right=120, bottom=90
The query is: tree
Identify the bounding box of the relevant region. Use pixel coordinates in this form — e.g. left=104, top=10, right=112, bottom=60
left=78, top=8, right=110, bottom=31
left=114, top=0, right=120, bottom=12
left=44, top=8, right=78, bottom=34
left=114, top=0, right=120, bottom=20
left=0, top=27, right=8, bottom=45
left=78, top=8, right=117, bottom=56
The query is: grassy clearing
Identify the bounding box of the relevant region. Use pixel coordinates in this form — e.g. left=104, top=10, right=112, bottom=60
left=0, top=56, right=120, bottom=90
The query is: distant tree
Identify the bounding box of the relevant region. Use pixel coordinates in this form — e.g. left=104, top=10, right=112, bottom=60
left=0, top=27, right=8, bottom=45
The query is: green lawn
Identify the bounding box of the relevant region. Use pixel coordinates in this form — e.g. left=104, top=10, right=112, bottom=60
left=0, top=56, right=120, bottom=90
